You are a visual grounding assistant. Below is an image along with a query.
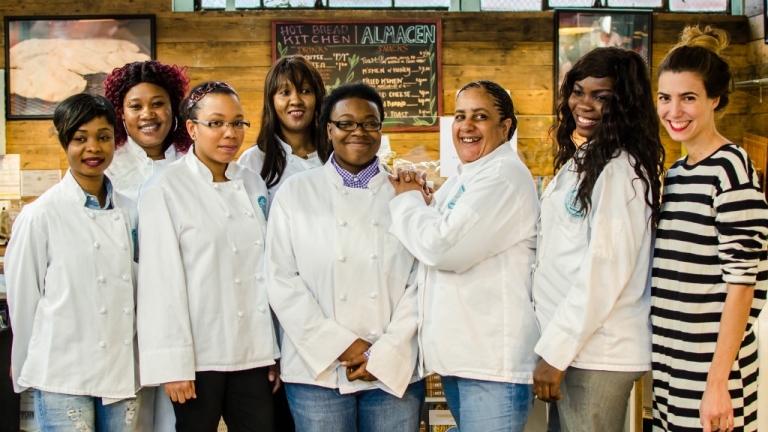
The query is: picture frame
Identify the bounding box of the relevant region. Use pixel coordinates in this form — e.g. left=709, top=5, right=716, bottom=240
left=4, top=15, right=155, bottom=120
left=554, top=9, right=652, bottom=104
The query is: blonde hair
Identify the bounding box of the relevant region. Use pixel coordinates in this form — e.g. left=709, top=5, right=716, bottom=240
left=658, top=25, right=732, bottom=111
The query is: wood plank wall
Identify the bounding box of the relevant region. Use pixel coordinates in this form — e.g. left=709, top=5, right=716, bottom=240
left=0, top=1, right=751, bottom=178
left=745, top=0, right=768, bottom=138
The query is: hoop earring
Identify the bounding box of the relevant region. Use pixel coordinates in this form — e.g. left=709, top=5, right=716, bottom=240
left=123, top=121, right=128, bottom=134
left=173, top=117, right=178, bottom=132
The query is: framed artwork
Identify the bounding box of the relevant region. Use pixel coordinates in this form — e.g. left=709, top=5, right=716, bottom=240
left=554, top=9, right=652, bottom=102
left=4, top=15, right=155, bottom=120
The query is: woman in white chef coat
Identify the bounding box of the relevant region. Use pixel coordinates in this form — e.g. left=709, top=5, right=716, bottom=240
left=104, top=60, right=192, bottom=202
left=104, top=58, right=192, bottom=432
left=137, top=81, right=279, bottom=432
left=389, top=80, right=540, bottom=432
left=265, top=82, right=424, bottom=432
left=6, top=94, right=141, bottom=431
left=239, top=55, right=327, bottom=208
left=531, top=48, right=665, bottom=432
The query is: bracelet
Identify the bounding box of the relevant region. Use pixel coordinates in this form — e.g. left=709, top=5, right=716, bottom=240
left=363, top=350, right=371, bottom=359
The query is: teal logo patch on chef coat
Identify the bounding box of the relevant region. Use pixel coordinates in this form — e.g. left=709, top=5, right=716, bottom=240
left=258, top=196, right=267, bottom=218
left=447, top=185, right=466, bottom=209
left=564, top=189, right=585, bottom=218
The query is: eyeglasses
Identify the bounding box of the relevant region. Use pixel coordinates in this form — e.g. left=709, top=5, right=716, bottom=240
left=329, top=120, right=382, bottom=132
left=191, top=119, right=251, bottom=131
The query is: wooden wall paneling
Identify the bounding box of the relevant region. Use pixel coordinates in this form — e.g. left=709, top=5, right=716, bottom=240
left=653, top=13, right=750, bottom=44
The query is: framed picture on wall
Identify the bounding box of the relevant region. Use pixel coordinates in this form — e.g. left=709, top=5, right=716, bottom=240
left=4, top=15, right=155, bottom=120
left=554, top=9, right=652, bottom=103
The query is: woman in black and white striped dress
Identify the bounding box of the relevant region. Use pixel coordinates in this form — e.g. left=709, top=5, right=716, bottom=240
left=652, top=26, right=768, bottom=432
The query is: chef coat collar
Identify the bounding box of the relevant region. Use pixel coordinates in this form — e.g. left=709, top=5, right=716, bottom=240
left=323, top=152, right=387, bottom=191
left=458, top=141, right=514, bottom=176
left=125, top=136, right=179, bottom=162
left=185, top=145, right=241, bottom=183
left=276, top=135, right=318, bottom=160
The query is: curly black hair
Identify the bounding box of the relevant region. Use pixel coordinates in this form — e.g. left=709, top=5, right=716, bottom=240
left=552, top=47, right=665, bottom=226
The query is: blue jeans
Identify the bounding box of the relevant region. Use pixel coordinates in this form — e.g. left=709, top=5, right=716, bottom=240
left=284, top=380, right=425, bottom=432
left=440, top=376, right=534, bottom=432
left=35, top=389, right=141, bottom=432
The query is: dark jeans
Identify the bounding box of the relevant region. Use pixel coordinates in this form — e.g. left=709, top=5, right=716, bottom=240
left=172, top=367, right=274, bottom=432
left=0, top=300, right=20, bottom=432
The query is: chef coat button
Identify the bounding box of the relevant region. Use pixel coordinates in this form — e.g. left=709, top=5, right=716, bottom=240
left=340, top=190, right=347, bottom=195
left=371, top=220, right=378, bottom=226
left=369, top=191, right=376, bottom=196
left=213, top=184, right=220, bottom=189
left=258, top=307, right=266, bottom=313
left=237, top=311, right=244, bottom=318
left=120, top=243, right=127, bottom=250
left=98, top=307, right=106, bottom=314
left=255, top=274, right=264, bottom=281
left=122, top=275, right=130, bottom=282
left=370, top=254, right=377, bottom=260
left=369, top=330, right=378, bottom=337
left=124, top=340, right=131, bottom=346
left=369, top=293, right=378, bottom=299
left=97, top=276, right=105, bottom=283
left=254, top=240, right=262, bottom=246
left=338, top=220, right=347, bottom=227
left=234, top=278, right=241, bottom=284
left=416, top=318, right=421, bottom=324
left=232, top=246, right=239, bottom=254
left=123, top=309, right=131, bottom=316
left=93, top=242, right=100, bottom=249
left=531, top=264, right=536, bottom=270
left=88, top=212, right=95, bottom=219
left=245, top=211, right=252, bottom=217
left=339, top=294, right=347, bottom=301
left=225, top=212, right=232, bottom=218
left=112, top=214, right=120, bottom=220
left=338, top=256, right=346, bottom=262
left=99, top=341, right=106, bottom=348
left=233, top=184, right=240, bottom=190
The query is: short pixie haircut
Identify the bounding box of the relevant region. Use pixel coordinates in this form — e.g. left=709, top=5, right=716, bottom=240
left=319, top=82, right=384, bottom=146
left=53, top=94, right=116, bottom=150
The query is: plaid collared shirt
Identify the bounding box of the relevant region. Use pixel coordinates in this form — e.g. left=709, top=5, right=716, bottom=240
left=330, top=156, right=380, bottom=189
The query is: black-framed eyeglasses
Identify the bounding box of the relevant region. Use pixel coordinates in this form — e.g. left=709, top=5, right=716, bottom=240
left=191, top=119, right=251, bottom=131
left=329, top=120, right=382, bottom=132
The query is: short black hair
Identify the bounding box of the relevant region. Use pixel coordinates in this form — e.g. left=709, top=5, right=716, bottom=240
left=458, top=80, right=517, bottom=141
left=319, top=82, right=385, bottom=147
left=53, top=94, right=116, bottom=150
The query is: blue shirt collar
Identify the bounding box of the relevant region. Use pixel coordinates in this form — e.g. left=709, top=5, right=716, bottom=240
left=330, top=155, right=380, bottom=189
left=83, top=176, right=114, bottom=210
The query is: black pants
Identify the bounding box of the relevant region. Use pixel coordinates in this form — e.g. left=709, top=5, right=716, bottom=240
left=273, top=385, right=295, bottom=432
left=172, top=367, right=274, bottom=432
left=0, top=301, right=20, bottom=432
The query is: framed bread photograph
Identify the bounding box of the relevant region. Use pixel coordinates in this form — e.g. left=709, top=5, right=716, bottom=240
left=4, top=15, right=155, bottom=120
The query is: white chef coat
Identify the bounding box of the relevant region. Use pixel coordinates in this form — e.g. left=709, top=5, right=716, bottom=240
left=105, top=137, right=183, bottom=202
left=6, top=171, right=139, bottom=398
left=137, top=147, right=278, bottom=386
left=266, top=161, right=419, bottom=398
left=532, top=150, right=652, bottom=372
left=238, top=136, right=322, bottom=210
left=389, top=144, right=540, bottom=384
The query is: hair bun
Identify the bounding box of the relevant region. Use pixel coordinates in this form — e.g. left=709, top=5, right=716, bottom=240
left=676, top=25, right=729, bottom=56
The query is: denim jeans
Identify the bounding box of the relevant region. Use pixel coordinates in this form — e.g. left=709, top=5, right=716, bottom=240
left=284, top=380, right=425, bottom=432
left=440, top=376, right=534, bottom=432
left=135, top=386, right=175, bottom=432
left=35, top=389, right=141, bottom=432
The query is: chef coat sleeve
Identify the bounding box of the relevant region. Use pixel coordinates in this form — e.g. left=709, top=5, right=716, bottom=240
left=137, top=184, right=196, bottom=385
left=365, top=261, right=419, bottom=397
left=265, top=191, right=359, bottom=380
left=5, top=210, right=48, bottom=393
left=389, top=163, right=539, bottom=274
left=535, top=163, right=649, bottom=371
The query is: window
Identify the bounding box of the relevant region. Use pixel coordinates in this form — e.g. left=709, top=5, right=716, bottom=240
left=201, top=0, right=450, bottom=7
left=669, top=0, right=727, bottom=11
left=481, top=0, right=543, bottom=11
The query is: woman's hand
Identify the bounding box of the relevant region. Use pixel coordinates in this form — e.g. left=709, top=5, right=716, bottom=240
left=700, top=382, right=733, bottom=432
left=268, top=361, right=282, bottom=394
left=342, top=353, right=378, bottom=382
left=388, top=169, right=433, bottom=204
left=339, top=338, right=371, bottom=363
left=165, top=380, right=196, bottom=404
left=533, top=359, right=564, bottom=402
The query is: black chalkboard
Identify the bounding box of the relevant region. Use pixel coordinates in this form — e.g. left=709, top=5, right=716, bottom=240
left=272, top=20, right=442, bottom=132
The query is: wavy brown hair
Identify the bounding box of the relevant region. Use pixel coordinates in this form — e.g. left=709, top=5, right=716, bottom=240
left=552, top=47, right=665, bottom=226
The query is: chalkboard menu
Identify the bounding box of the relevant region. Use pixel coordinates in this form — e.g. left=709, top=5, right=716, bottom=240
left=272, top=20, right=442, bottom=132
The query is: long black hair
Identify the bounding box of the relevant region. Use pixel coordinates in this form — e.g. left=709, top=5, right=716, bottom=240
left=257, top=55, right=327, bottom=188
left=552, top=47, right=665, bottom=226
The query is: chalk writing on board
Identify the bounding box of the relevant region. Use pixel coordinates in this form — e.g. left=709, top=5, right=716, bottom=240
left=272, top=20, right=442, bottom=132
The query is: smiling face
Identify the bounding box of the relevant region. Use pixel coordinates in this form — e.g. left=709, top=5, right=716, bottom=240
left=186, top=93, right=245, bottom=173
left=66, top=116, right=115, bottom=182
left=657, top=71, right=720, bottom=146
left=327, top=97, right=381, bottom=174
left=273, top=76, right=317, bottom=137
left=567, top=76, right=613, bottom=140
left=452, top=87, right=512, bottom=164
left=122, top=82, right=173, bottom=156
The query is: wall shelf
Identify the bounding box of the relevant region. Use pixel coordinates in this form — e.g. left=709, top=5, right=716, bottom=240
left=734, top=78, right=768, bottom=103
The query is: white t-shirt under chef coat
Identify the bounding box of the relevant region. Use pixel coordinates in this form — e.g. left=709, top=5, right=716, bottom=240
left=389, top=144, right=541, bottom=384
left=238, top=136, right=322, bottom=210
left=532, top=150, right=652, bottom=372
left=265, top=161, right=419, bottom=398
left=137, top=148, right=278, bottom=386
left=105, top=136, right=183, bottom=203
left=6, top=171, right=139, bottom=398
